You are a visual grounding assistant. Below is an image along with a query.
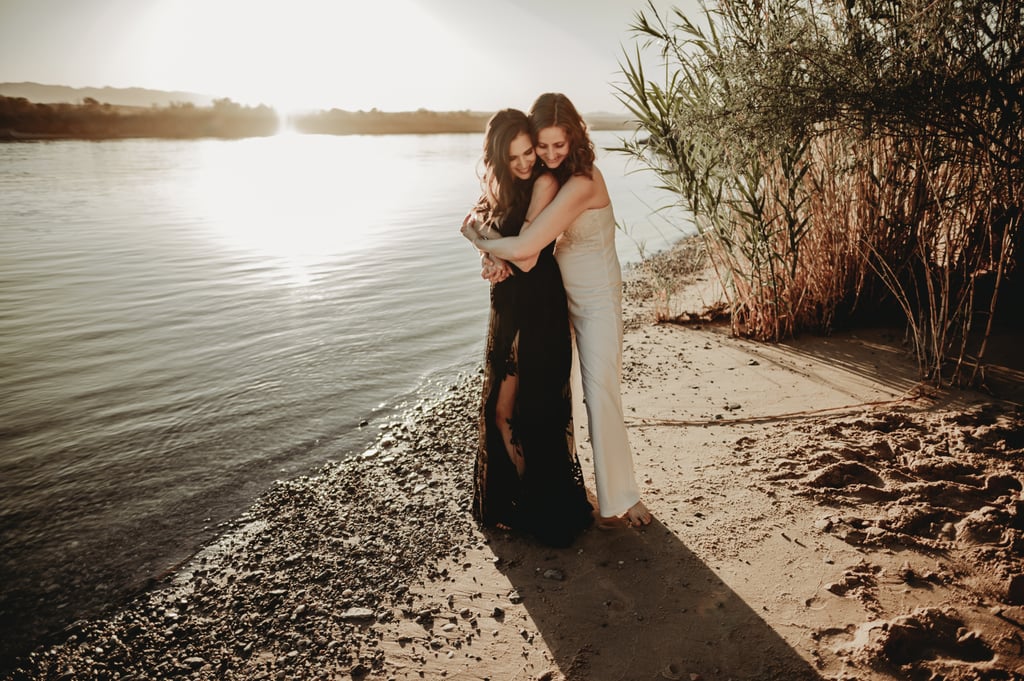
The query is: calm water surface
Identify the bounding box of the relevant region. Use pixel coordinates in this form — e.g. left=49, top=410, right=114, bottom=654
left=0, top=131, right=688, bottom=662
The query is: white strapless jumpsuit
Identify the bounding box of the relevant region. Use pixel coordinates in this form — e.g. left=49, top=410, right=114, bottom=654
left=554, top=204, right=640, bottom=518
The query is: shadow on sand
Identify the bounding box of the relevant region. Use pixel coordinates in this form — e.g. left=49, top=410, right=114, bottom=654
left=488, top=518, right=823, bottom=681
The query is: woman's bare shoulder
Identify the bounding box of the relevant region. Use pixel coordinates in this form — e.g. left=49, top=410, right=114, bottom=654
left=566, top=165, right=610, bottom=207
left=534, top=172, right=559, bottom=192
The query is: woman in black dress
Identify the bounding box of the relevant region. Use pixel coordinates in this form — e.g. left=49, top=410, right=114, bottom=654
left=462, top=109, right=593, bottom=547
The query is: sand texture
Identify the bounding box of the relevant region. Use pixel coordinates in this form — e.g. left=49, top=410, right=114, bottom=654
left=6, top=243, right=1023, bottom=681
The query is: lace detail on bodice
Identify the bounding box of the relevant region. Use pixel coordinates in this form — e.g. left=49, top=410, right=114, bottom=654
left=557, top=204, right=616, bottom=251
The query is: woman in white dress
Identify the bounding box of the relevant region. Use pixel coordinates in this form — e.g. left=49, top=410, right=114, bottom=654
left=463, top=93, right=652, bottom=528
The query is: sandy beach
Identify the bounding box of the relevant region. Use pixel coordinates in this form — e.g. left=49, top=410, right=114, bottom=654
left=5, top=241, right=1023, bottom=681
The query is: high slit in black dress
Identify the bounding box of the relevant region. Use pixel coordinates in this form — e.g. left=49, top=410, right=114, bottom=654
left=471, top=178, right=594, bottom=548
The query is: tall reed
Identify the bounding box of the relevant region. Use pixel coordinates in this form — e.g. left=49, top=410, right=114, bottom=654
left=615, top=0, right=1022, bottom=384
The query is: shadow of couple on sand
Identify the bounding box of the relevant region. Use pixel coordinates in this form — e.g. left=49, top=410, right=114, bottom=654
left=486, top=517, right=823, bottom=681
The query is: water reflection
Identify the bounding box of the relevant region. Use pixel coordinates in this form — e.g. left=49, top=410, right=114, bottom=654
left=0, top=131, right=690, bottom=669
left=190, top=136, right=390, bottom=262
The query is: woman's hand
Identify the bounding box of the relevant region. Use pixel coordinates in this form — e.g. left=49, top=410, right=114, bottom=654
left=481, top=253, right=511, bottom=283
left=463, top=213, right=509, bottom=281
left=461, top=213, right=482, bottom=245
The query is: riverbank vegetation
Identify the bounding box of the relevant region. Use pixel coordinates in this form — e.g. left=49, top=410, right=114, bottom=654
left=615, top=0, right=1022, bottom=386
left=291, top=108, right=488, bottom=135
left=0, top=96, right=632, bottom=141
left=0, top=96, right=279, bottom=140
left=289, top=108, right=631, bottom=135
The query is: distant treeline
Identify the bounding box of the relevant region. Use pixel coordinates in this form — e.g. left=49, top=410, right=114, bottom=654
left=0, top=96, right=634, bottom=141
left=0, top=96, right=278, bottom=140
left=291, top=108, right=491, bottom=135
left=291, top=108, right=632, bottom=135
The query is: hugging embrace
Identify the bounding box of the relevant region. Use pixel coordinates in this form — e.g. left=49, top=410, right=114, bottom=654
left=461, top=92, right=651, bottom=548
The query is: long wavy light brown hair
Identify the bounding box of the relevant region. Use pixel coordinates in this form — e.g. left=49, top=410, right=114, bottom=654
left=529, top=92, right=595, bottom=182
left=476, top=108, right=534, bottom=225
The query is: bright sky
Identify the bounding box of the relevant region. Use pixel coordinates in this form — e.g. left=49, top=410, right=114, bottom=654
left=0, top=0, right=700, bottom=114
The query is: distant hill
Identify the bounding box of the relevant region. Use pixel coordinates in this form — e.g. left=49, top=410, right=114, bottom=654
left=0, top=82, right=214, bottom=108
left=0, top=82, right=634, bottom=129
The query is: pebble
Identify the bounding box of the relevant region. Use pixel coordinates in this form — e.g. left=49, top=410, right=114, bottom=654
left=11, top=303, right=1022, bottom=681
left=661, top=663, right=682, bottom=680
left=0, top=381, right=481, bottom=675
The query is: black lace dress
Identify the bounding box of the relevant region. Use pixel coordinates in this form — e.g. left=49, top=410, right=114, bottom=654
left=471, top=179, right=594, bottom=548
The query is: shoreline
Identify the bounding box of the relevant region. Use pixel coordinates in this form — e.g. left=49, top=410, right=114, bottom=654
left=5, top=241, right=1024, bottom=680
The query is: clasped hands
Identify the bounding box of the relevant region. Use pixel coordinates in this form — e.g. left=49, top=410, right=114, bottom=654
left=462, top=213, right=512, bottom=284
left=480, top=253, right=511, bottom=284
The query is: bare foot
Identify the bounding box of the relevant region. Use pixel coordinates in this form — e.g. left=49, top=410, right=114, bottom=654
left=587, top=490, right=644, bottom=529
left=595, top=514, right=630, bottom=530
left=625, top=500, right=652, bottom=527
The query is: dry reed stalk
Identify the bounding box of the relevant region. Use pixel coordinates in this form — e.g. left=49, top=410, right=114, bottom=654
left=616, top=0, right=1021, bottom=383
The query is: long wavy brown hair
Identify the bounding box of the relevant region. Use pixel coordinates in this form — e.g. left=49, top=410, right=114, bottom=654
left=476, top=108, right=534, bottom=224
left=529, top=92, right=595, bottom=182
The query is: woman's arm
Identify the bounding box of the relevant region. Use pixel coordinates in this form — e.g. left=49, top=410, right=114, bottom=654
left=506, top=173, right=559, bottom=271
left=465, top=173, right=597, bottom=262
left=460, top=204, right=512, bottom=282
left=460, top=173, right=562, bottom=273
left=460, top=173, right=560, bottom=246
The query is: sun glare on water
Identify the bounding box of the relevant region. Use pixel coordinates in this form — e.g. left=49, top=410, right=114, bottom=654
left=189, top=135, right=395, bottom=283
left=104, top=0, right=495, bottom=283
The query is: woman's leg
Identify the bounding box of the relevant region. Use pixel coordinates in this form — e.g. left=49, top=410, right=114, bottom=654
left=494, top=333, right=525, bottom=478
left=573, top=307, right=646, bottom=521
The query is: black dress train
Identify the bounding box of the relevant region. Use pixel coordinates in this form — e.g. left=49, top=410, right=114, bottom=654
left=471, top=177, right=594, bottom=548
